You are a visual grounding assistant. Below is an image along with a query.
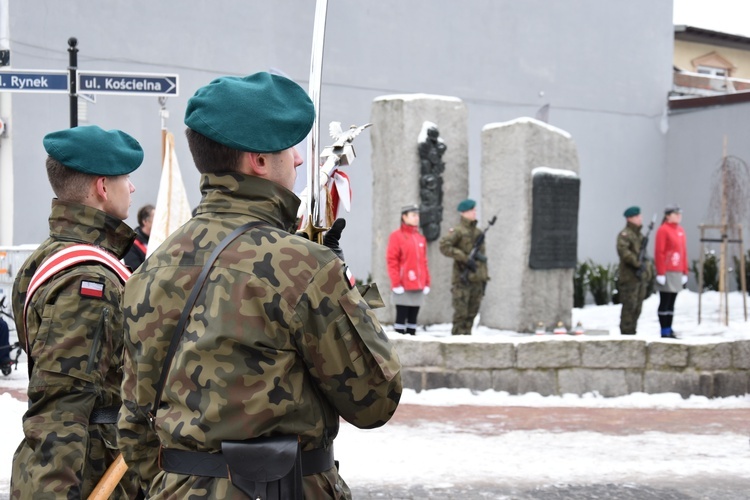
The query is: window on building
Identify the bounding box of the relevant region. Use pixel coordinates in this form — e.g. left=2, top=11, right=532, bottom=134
left=697, top=65, right=728, bottom=77
left=692, top=52, right=735, bottom=77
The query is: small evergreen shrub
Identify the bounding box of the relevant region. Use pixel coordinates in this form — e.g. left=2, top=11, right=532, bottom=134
left=733, top=250, right=750, bottom=293
left=691, top=250, right=719, bottom=291
left=587, top=259, right=616, bottom=305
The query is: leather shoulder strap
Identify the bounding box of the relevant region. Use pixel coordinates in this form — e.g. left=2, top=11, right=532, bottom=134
left=150, top=221, right=266, bottom=422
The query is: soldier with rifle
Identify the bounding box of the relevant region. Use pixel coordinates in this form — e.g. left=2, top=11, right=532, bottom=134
left=439, top=199, right=492, bottom=335
left=616, top=206, right=655, bottom=335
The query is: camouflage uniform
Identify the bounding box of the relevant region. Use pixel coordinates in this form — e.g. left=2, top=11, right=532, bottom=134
left=616, top=221, right=649, bottom=335
left=10, top=200, right=141, bottom=499
left=118, top=173, right=403, bottom=499
left=439, top=217, right=489, bottom=335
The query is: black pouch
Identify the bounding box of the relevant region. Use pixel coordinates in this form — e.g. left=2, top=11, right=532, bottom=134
left=222, top=435, right=303, bottom=499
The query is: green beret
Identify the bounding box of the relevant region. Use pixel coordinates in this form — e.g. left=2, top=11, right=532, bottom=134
left=185, top=72, right=315, bottom=153
left=457, top=199, right=476, bottom=212
left=623, top=206, right=640, bottom=218
left=43, top=125, right=143, bottom=176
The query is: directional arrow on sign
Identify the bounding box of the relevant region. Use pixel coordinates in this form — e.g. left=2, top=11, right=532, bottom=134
left=0, top=70, right=68, bottom=93
left=78, top=71, right=178, bottom=96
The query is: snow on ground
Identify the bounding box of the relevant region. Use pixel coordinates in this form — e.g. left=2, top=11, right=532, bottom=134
left=0, top=290, right=749, bottom=494
left=397, top=290, right=750, bottom=343
left=337, top=422, right=750, bottom=487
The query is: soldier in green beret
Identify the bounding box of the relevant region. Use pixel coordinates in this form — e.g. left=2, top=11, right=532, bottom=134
left=617, top=205, right=651, bottom=335
left=118, top=72, right=402, bottom=499
left=11, top=125, right=144, bottom=498
left=439, top=198, right=489, bottom=335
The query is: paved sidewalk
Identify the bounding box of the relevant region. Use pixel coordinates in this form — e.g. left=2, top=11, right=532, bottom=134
left=388, top=404, right=749, bottom=435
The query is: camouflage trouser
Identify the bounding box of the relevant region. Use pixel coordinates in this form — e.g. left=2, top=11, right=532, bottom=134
left=619, top=280, right=647, bottom=334
left=451, top=281, right=485, bottom=335
left=11, top=422, right=142, bottom=499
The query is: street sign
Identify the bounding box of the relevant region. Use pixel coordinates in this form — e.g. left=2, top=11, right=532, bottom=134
left=78, top=93, right=96, bottom=104
left=78, top=70, right=178, bottom=96
left=0, top=70, right=68, bottom=93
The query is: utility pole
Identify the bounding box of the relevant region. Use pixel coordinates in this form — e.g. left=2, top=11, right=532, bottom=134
left=0, top=0, right=13, bottom=246
left=68, top=37, right=78, bottom=128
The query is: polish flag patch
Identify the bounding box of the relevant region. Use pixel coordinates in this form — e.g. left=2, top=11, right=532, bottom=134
left=80, top=280, right=105, bottom=298
left=344, top=267, right=356, bottom=289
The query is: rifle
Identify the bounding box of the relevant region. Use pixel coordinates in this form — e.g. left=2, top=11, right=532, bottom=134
left=635, top=213, right=656, bottom=279
left=460, top=215, right=497, bottom=284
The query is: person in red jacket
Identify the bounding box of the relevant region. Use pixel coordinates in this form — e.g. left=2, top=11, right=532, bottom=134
left=654, top=205, right=688, bottom=339
left=387, top=204, right=431, bottom=334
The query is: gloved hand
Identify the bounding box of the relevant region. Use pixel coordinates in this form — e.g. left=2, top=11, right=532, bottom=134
left=322, top=218, right=346, bottom=262
left=465, top=259, right=477, bottom=272
left=392, top=286, right=405, bottom=294
left=656, top=275, right=666, bottom=285
left=681, top=275, right=688, bottom=285
left=423, top=286, right=430, bottom=295
left=637, top=263, right=647, bottom=276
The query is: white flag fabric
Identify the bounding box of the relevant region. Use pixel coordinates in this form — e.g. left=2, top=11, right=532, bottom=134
left=147, top=132, right=192, bottom=257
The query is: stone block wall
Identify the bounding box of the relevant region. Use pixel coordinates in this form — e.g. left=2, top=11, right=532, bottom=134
left=392, top=338, right=750, bottom=398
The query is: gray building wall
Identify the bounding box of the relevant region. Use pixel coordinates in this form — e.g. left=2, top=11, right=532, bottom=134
left=5, top=1, right=673, bottom=287
left=667, top=101, right=750, bottom=288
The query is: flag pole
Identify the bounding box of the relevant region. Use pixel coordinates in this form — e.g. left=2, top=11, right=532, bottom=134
left=159, top=96, right=168, bottom=170
left=166, top=132, right=174, bottom=231
left=86, top=455, right=127, bottom=500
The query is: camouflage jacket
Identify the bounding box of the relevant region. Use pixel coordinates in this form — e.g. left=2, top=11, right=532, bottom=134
left=438, top=216, right=489, bottom=284
left=617, top=221, right=645, bottom=285
left=118, top=173, right=402, bottom=499
left=10, top=200, right=137, bottom=499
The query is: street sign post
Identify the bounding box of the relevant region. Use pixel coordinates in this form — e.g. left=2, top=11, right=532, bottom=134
left=78, top=71, right=178, bottom=96
left=0, top=40, right=180, bottom=126
left=0, top=70, right=68, bottom=93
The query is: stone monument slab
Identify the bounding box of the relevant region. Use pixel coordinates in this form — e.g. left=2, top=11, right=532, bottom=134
left=370, top=94, right=468, bottom=325
left=480, top=117, right=580, bottom=332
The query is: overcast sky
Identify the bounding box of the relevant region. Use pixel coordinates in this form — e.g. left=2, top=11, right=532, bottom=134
left=673, top=0, right=750, bottom=37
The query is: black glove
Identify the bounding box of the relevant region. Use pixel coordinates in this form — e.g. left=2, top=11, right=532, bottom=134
left=323, top=218, right=346, bottom=262
left=635, top=263, right=647, bottom=279
left=465, top=259, right=477, bottom=272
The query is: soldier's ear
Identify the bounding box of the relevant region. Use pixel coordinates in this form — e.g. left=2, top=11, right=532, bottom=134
left=242, top=152, right=265, bottom=176
left=93, top=176, right=108, bottom=200
left=240, top=152, right=267, bottom=177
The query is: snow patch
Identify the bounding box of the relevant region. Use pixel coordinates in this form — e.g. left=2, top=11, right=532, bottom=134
left=483, top=116, right=572, bottom=139
left=532, top=166, right=578, bottom=178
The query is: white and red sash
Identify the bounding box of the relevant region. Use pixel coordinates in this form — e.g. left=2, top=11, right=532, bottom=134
left=22, top=245, right=131, bottom=351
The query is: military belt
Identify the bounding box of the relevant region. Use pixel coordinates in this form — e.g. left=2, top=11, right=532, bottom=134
left=159, top=444, right=335, bottom=478
left=89, top=405, right=120, bottom=424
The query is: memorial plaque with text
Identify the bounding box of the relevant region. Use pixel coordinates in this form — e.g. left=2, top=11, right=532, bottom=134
left=529, top=172, right=580, bottom=269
